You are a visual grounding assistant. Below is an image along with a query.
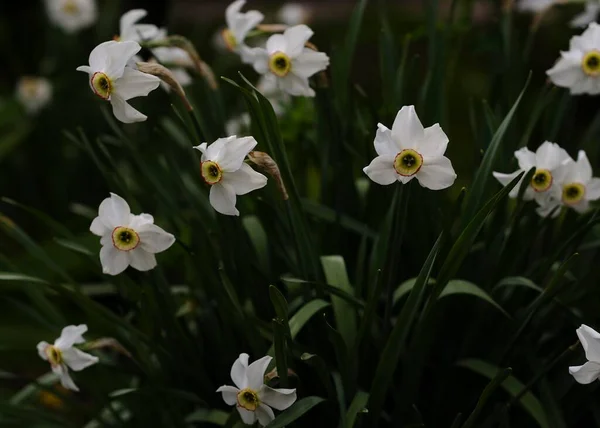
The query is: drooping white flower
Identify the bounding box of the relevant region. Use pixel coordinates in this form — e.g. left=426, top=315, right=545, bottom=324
left=516, top=0, right=555, bottom=13
left=194, top=136, right=267, bottom=216
left=363, top=106, right=457, bottom=190
left=277, top=3, right=310, bottom=26
left=118, top=9, right=159, bottom=42
left=150, top=28, right=194, bottom=92
left=493, top=141, right=570, bottom=203
left=547, top=22, right=600, bottom=95
left=45, top=0, right=97, bottom=33
left=76, top=41, right=160, bottom=123
left=36, top=324, right=99, bottom=391
left=257, top=75, right=291, bottom=116
left=217, top=353, right=297, bottom=426
left=90, top=193, right=175, bottom=276
left=16, top=76, right=53, bottom=115
left=249, top=25, right=329, bottom=97
left=569, top=324, right=600, bottom=384
left=571, top=1, right=600, bottom=28
left=222, top=0, right=264, bottom=62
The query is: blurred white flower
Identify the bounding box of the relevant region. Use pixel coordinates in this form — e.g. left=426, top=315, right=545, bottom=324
left=226, top=113, right=251, bottom=136
left=45, top=0, right=97, bottom=33
left=217, top=353, right=297, bottom=426
left=493, top=141, right=570, bottom=203
left=118, top=9, right=159, bottom=42
left=363, top=106, right=457, bottom=190
left=516, top=0, right=555, bottom=13
left=277, top=3, right=310, bottom=25
left=36, top=324, right=98, bottom=391
left=15, top=76, right=52, bottom=115
left=571, top=1, right=600, bottom=28
left=257, top=75, right=291, bottom=116
left=90, top=193, right=175, bottom=275
left=250, top=25, right=329, bottom=97
left=76, top=41, right=160, bottom=123
left=150, top=28, right=194, bottom=92
left=570, top=324, right=600, bottom=384
left=547, top=22, right=600, bottom=95
left=193, top=136, right=267, bottom=216
left=223, top=0, right=264, bottom=62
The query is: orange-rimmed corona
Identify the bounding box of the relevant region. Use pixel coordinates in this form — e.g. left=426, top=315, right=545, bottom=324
left=91, top=72, right=112, bottom=100
left=394, top=149, right=423, bottom=177
left=111, top=227, right=140, bottom=251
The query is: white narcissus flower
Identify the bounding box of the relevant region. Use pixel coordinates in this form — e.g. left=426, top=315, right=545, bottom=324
left=90, top=193, right=175, bottom=276
left=569, top=324, right=600, bottom=384
left=194, top=136, right=268, bottom=216
left=571, top=1, right=600, bottom=28
left=257, top=75, right=291, bottom=116
left=36, top=324, right=99, bottom=391
left=493, top=141, right=570, bottom=203
left=16, top=76, right=53, bottom=115
left=516, top=0, right=555, bottom=13
left=223, top=0, right=265, bottom=62
left=118, top=9, right=159, bottom=42
left=45, top=0, right=97, bottom=34
left=226, top=113, right=251, bottom=136
left=547, top=22, right=600, bottom=95
left=76, top=41, right=160, bottom=123
left=363, top=106, right=457, bottom=190
left=277, top=3, right=310, bottom=26
left=250, top=25, right=329, bottom=97
left=217, top=353, right=297, bottom=426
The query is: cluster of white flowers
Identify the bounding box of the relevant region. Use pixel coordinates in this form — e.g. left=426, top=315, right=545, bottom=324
left=493, top=142, right=600, bottom=217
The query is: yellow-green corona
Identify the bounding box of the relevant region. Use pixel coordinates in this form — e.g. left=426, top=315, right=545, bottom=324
left=44, top=345, right=63, bottom=367
left=394, top=149, right=423, bottom=176
left=222, top=28, right=238, bottom=51
left=62, top=0, right=79, bottom=15
left=562, top=183, right=586, bottom=205
left=237, top=388, right=260, bottom=411
left=201, top=161, right=223, bottom=185
left=582, top=51, right=600, bottom=77
left=531, top=169, right=553, bottom=192
left=91, top=72, right=112, bottom=100
left=269, top=52, right=292, bottom=77
left=111, top=226, right=140, bottom=251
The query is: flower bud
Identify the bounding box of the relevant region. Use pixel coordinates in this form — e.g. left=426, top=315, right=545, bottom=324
left=247, top=151, right=288, bottom=200
left=137, top=61, right=192, bottom=111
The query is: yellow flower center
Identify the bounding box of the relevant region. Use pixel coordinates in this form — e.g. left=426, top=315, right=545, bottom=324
left=237, top=388, right=260, bottom=411
left=393, top=149, right=423, bottom=176
left=562, top=182, right=586, bottom=205
left=21, top=78, right=39, bottom=98
left=45, top=345, right=63, bottom=367
left=531, top=169, right=553, bottom=192
left=201, top=161, right=223, bottom=185
left=91, top=72, right=112, bottom=100
left=582, top=51, right=600, bottom=76
left=222, top=29, right=238, bottom=51
left=269, top=52, right=292, bottom=77
left=111, top=227, right=140, bottom=251
left=62, top=0, right=79, bottom=15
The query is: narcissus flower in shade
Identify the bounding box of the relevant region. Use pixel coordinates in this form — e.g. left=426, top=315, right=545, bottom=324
left=90, top=193, right=175, bottom=275
left=363, top=106, right=456, bottom=190
left=217, top=353, right=297, bottom=426
left=194, top=136, right=267, bottom=216
left=118, top=9, right=159, bottom=42
left=250, top=25, right=329, bottom=97
left=493, top=141, right=570, bottom=202
left=223, top=0, right=264, bottom=62
left=547, top=22, right=600, bottom=95
left=277, top=3, right=310, bottom=25
left=45, top=0, right=97, bottom=34
left=569, top=324, right=600, bottom=384
left=571, top=1, right=600, bottom=28
left=36, top=325, right=98, bottom=391
left=76, top=41, right=160, bottom=123
left=16, top=76, right=52, bottom=114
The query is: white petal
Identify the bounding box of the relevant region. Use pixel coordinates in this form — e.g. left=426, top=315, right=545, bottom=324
left=113, top=67, right=160, bottom=101
left=231, top=353, right=250, bottom=389
left=280, top=73, right=314, bottom=97
left=417, top=124, right=449, bottom=158
left=374, top=123, right=398, bottom=155
left=222, top=163, right=268, bottom=195
left=246, top=355, right=272, bottom=390
left=128, top=213, right=155, bottom=230
left=291, top=49, right=329, bottom=78
left=391, top=106, right=425, bottom=150
left=216, top=385, right=239, bottom=406
left=119, top=9, right=147, bottom=38
left=282, top=25, right=314, bottom=58
left=547, top=52, right=584, bottom=89
left=100, top=245, right=130, bottom=276
left=52, top=364, right=79, bottom=392
left=572, top=200, right=590, bottom=214
left=194, top=142, right=208, bottom=155
left=231, top=10, right=264, bottom=44
left=256, top=404, right=275, bottom=426
left=210, top=183, right=239, bottom=216
left=586, top=177, right=600, bottom=200
left=55, top=325, right=87, bottom=349
left=577, top=324, right=600, bottom=363
left=571, top=4, right=600, bottom=28
left=90, top=217, right=109, bottom=236
left=62, top=348, right=99, bottom=371
left=237, top=407, right=256, bottom=425
left=514, top=147, right=536, bottom=170
left=123, top=24, right=159, bottom=42
left=137, top=224, right=175, bottom=253
left=250, top=48, right=271, bottom=74
left=203, top=136, right=237, bottom=162
left=217, top=137, right=257, bottom=172
left=492, top=171, right=522, bottom=198
left=37, top=341, right=49, bottom=360
left=98, top=193, right=131, bottom=228
left=76, top=65, right=92, bottom=74
left=363, top=155, right=397, bottom=185
left=517, top=0, right=553, bottom=12
left=535, top=196, right=562, bottom=218
left=575, top=150, right=593, bottom=183
left=535, top=141, right=569, bottom=170
left=110, top=94, right=147, bottom=123
left=129, top=250, right=157, bottom=271
left=416, top=156, right=457, bottom=190
left=90, top=41, right=141, bottom=79
left=226, top=0, right=246, bottom=27
left=267, top=34, right=288, bottom=55
left=259, top=385, right=297, bottom=410
left=569, top=361, right=600, bottom=384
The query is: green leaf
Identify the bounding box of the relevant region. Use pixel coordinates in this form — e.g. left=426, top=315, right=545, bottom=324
left=494, top=276, right=542, bottom=293
left=185, top=409, right=229, bottom=426
left=53, top=238, right=94, bottom=257
left=269, top=286, right=291, bottom=338
left=461, top=367, right=512, bottom=428
left=0, top=272, right=48, bottom=284
left=264, top=397, right=326, bottom=428
left=440, top=280, right=509, bottom=318
left=457, top=359, right=550, bottom=428
left=282, top=277, right=365, bottom=309
left=242, top=215, right=270, bottom=273
left=345, top=390, right=369, bottom=428
left=321, top=256, right=357, bottom=350
left=272, top=319, right=289, bottom=387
